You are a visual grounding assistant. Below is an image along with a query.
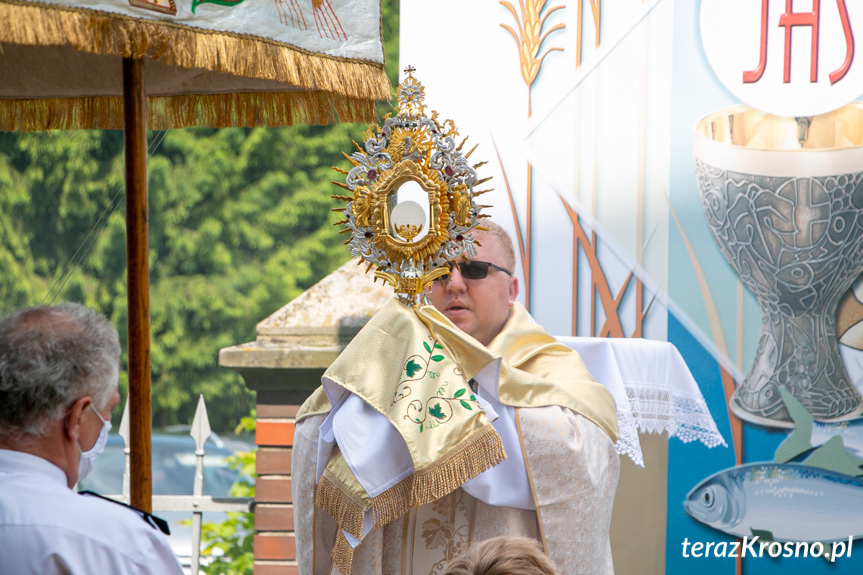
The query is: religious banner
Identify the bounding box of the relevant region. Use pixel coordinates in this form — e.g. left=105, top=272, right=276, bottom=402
left=401, top=1, right=863, bottom=574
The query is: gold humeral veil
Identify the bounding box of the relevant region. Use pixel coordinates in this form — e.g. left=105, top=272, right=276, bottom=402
left=298, top=298, right=618, bottom=575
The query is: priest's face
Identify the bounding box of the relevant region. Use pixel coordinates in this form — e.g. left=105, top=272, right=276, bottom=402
left=429, top=232, right=519, bottom=346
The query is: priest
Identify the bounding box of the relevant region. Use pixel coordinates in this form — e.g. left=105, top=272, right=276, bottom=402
left=293, top=220, right=619, bottom=575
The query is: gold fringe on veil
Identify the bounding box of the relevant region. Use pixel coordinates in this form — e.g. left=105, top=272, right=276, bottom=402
left=314, top=459, right=370, bottom=540
left=315, top=424, right=506, bottom=575
left=333, top=531, right=356, bottom=575
left=371, top=422, right=504, bottom=528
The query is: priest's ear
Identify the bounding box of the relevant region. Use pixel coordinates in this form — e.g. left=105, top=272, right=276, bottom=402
left=508, top=275, right=519, bottom=306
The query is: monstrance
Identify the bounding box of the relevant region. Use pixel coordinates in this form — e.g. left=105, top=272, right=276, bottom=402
left=332, top=67, right=493, bottom=305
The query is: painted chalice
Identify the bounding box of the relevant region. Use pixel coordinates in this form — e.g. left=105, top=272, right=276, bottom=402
left=693, top=103, right=863, bottom=427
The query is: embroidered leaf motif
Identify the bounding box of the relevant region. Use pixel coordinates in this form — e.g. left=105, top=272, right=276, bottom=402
left=420, top=422, right=423, bottom=432
left=470, top=395, right=476, bottom=401
left=422, top=518, right=455, bottom=549
left=429, top=403, right=446, bottom=420
left=435, top=342, right=443, bottom=349
left=454, top=388, right=465, bottom=398
left=430, top=355, right=445, bottom=362
left=192, top=0, right=246, bottom=14
left=423, top=341, right=432, bottom=353
left=406, top=359, right=421, bottom=378
left=460, top=400, right=472, bottom=410
left=429, top=371, right=439, bottom=379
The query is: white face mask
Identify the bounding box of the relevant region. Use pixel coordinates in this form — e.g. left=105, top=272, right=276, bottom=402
left=77, top=404, right=112, bottom=482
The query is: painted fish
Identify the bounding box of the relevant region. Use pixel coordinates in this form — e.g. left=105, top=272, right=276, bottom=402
left=685, top=463, right=863, bottom=543
left=812, top=420, right=863, bottom=459
left=776, top=387, right=863, bottom=463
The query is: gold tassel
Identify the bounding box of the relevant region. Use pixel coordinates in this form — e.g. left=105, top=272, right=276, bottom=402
left=314, top=473, right=368, bottom=539
left=368, top=424, right=506, bottom=529
left=369, top=473, right=413, bottom=528
left=410, top=424, right=505, bottom=507
left=332, top=531, right=356, bottom=575
left=314, top=429, right=505, bottom=571
left=316, top=426, right=505, bottom=537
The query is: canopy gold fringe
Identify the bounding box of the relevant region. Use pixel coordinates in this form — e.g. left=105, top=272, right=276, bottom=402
left=0, top=92, right=378, bottom=131
left=0, top=0, right=390, bottom=107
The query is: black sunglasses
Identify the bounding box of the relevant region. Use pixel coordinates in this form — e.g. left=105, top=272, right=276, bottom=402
left=442, top=260, right=512, bottom=280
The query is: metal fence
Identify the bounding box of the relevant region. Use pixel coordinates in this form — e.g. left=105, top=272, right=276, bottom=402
left=107, top=396, right=253, bottom=575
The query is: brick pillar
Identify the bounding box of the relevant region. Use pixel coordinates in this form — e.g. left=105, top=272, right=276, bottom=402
left=253, top=403, right=300, bottom=575
left=217, top=260, right=393, bottom=575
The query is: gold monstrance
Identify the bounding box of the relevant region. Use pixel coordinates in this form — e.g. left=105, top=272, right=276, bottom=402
left=332, top=67, right=493, bottom=305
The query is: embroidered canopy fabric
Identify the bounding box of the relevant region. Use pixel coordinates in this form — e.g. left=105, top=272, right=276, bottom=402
left=0, top=0, right=389, bottom=130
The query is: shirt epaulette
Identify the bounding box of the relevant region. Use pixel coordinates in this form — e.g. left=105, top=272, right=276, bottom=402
left=78, top=490, right=171, bottom=535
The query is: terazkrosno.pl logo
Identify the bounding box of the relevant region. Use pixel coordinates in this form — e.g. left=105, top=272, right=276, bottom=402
left=682, top=536, right=853, bottom=562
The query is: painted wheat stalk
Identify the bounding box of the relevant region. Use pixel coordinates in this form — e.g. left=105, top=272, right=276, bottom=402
left=576, top=0, right=601, bottom=66
left=498, top=0, right=564, bottom=310
left=499, top=0, right=565, bottom=114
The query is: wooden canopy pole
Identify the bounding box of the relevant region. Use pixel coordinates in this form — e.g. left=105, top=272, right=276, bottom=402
left=122, top=57, right=152, bottom=513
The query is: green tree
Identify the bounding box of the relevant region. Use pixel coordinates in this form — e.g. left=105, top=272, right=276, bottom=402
left=0, top=125, right=349, bottom=429
left=0, top=1, right=399, bottom=433
left=197, top=0, right=400, bottom=570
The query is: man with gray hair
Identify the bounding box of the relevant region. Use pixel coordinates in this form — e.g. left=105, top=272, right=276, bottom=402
left=0, top=303, right=183, bottom=574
